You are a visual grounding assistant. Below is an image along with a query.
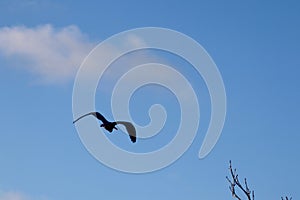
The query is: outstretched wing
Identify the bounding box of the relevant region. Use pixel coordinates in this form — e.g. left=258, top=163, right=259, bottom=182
left=73, top=112, right=109, bottom=124
left=116, top=121, right=137, bottom=143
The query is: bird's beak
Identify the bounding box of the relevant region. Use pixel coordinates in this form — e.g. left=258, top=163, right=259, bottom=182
left=114, top=127, right=118, bottom=130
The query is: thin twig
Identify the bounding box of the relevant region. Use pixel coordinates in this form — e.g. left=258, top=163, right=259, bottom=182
left=281, top=196, right=292, bottom=200
left=227, top=161, right=254, bottom=200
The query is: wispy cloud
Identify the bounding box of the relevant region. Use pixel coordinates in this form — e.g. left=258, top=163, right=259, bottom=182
left=0, top=24, right=175, bottom=86
left=0, top=190, right=48, bottom=200
left=0, top=191, right=28, bottom=200
left=0, top=24, right=95, bottom=84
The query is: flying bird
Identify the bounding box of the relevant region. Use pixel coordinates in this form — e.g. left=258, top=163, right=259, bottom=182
left=73, top=112, right=136, bottom=143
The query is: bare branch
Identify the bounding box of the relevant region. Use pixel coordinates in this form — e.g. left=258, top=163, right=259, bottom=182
left=227, top=160, right=254, bottom=200
left=281, top=196, right=292, bottom=200
left=227, top=161, right=292, bottom=200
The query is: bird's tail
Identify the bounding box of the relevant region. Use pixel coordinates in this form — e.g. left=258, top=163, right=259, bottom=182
left=73, top=112, right=97, bottom=123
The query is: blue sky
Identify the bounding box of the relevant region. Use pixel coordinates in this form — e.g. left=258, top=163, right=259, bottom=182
left=0, top=0, right=300, bottom=199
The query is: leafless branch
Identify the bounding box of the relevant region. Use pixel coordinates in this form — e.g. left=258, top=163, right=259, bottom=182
left=227, top=160, right=254, bottom=200
left=281, top=197, right=292, bottom=200
left=227, top=161, right=292, bottom=200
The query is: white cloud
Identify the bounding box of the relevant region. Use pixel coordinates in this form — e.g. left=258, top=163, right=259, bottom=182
left=0, top=24, right=165, bottom=85
left=0, top=190, right=48, bottom=200
left=125, top=34, right=147, bottom=48
left=0, top=191, right=28, bottom=200
left=0, top=24, right=178, bottom=86
left=0, top=24, right=95, bottom=84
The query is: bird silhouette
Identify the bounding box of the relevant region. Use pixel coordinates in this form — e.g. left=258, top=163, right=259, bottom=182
left=73, top=112, right=136, bottom=143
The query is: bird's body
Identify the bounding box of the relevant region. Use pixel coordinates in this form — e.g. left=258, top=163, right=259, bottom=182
left=100, top=122, right=117, bottom=133
left=73, top=112, right=136, bottom=143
